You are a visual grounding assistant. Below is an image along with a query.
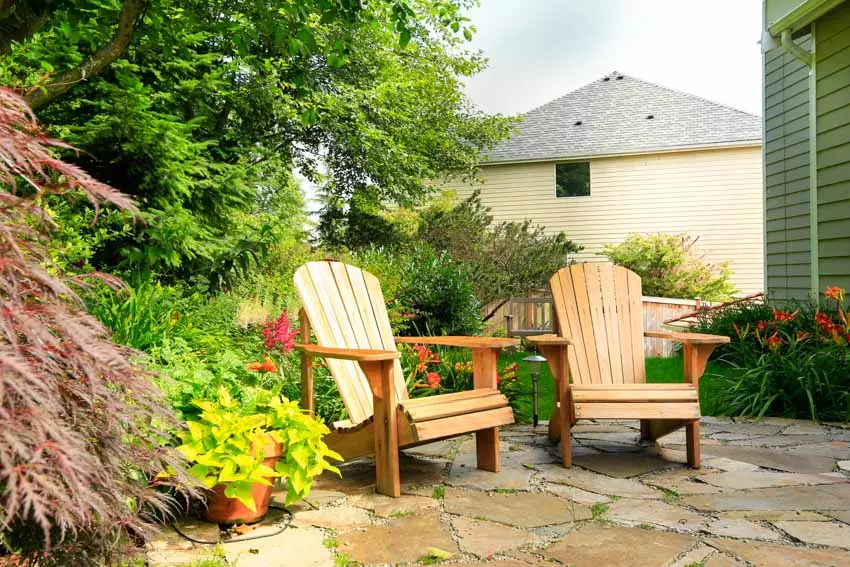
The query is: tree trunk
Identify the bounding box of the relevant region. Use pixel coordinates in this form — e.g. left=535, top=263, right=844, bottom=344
left=23, top=0, right=146, bottom=111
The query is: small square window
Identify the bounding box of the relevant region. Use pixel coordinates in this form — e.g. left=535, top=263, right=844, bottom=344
left=555, top=162, right=590, bottom=197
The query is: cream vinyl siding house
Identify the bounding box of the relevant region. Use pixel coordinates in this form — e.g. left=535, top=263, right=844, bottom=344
left=443, top=72, right=765, bottom=294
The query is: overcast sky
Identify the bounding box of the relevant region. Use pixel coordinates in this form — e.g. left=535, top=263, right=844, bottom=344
left=462, top=0, right=764, bottom=116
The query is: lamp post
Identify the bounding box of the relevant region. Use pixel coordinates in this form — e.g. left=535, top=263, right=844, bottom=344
left=523, top=354, right=547, bottom=427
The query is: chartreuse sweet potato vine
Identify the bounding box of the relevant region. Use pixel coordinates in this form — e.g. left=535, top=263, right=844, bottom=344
left=177, top=388, right=342, bottom=510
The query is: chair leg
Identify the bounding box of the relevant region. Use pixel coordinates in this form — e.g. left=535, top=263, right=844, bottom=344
left=640, top=419, right=652, bottom=441
left=476, top=427, right=500, bottom=472
left=560, top=386, right=572, bottom=467
left=686, top=419, right=701, bottom=468
left=360, top=360, right=401, bottom=497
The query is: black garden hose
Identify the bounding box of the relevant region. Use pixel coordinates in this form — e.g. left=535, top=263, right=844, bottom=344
left=171, top=504, right=293, bottom=545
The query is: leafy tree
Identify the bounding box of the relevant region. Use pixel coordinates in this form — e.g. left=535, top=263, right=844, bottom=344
left=0, top=87, right=193, bottom=563
left=0, top=0, right=512, bottom=281
left=419, top=190, right=582, bottom=320
left=603, top=232, right=737, bottom=301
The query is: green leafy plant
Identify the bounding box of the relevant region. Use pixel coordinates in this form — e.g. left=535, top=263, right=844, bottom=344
left=694, top=297, right=774, bottom=359
left=604, top=232, right=736, bottom=301
left=85, top=280, right=202, bottom=351
left=177, top=387, right=342, bottom=510
left=591, top=503, right=609, bottom=519
left=713, top=286, right=850, bottom=420
left=399, top=343, right=524, bottom=411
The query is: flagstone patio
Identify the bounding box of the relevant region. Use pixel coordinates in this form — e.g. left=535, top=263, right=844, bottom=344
left=149, top=417, right=850, bottom=567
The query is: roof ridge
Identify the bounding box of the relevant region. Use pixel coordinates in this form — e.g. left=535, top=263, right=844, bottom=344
left=523, top=71, right=760, bottom=119
left=522, top=71, right=616, bottom=116
left=619, top=72, right=760, bottom=119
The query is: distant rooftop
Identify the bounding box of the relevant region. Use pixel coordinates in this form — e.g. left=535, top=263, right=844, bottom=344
left=485, top=71, right=762, bottom=164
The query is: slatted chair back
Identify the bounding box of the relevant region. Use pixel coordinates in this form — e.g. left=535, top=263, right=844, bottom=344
left=294, top=261, right=407, bottom=425
left=549, top=262, right=646, bottom=385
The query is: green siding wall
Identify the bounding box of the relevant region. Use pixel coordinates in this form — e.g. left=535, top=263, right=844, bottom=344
left=764, top=34, right=814, bottom=301
left=816, top=1, right=850, bottom=292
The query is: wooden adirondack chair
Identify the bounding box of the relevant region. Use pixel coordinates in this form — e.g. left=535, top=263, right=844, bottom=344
left=527, top=263, right=730, bottom=469
left=293, top=260, right=518, bottom=497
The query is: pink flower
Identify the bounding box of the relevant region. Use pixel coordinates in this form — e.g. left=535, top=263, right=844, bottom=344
left=263, top=311, right=298, bottom=353
left=426, top=372, right=441, bottom=389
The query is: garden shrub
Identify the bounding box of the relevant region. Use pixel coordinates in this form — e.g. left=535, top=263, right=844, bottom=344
left=394, top=244, right=483, bottom=336
left=707, top=287, right=850, bottom=421
left=342, top=244, right=483, bottom=336
left=419, top=190, right=581, bottom=321
left=604, top=232, right=736, bottom=301
left=0, top=88, right=192, bottom=562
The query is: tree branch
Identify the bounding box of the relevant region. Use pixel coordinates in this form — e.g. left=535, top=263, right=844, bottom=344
left=23, top=0, right=146, bottom=111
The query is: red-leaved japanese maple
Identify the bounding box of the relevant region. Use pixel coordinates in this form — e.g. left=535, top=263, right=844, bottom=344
left=0, top=88, right=192, bottom=561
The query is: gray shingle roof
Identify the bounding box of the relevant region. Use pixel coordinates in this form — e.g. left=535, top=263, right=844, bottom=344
left=485, top=71, right=762, bottom=164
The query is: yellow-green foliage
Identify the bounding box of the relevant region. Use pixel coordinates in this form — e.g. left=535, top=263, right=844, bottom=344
left=177, top=387, right=342, bottom=509
left=603, top=233, right=736, bottom=301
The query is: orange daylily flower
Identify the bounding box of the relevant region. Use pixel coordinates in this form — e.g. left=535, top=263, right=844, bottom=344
left=825, top=286, right=845, bottom=302
left=247, top=356, right=278, bottom=373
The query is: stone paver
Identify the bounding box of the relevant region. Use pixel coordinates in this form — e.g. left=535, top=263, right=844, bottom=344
left=571, top=452, right=677, bottom=478
left=717, top=510, right=832, bottom=521
left=291, top=505, right=372, bottom=529
left=451, top=516, right=538, bottom=558
left=703, top=456, right=762, bottom=472
left=642, top=469, right=724, bottom=496
left=707, top=537, right=850, bottom=566
left=684, top=483, right=850, bottom=512
left=313, top=455, right=446, bottom=493
left=346, top=492, right=438, bottom=517
left=702, top=552, right=748, bottom=566
left=544, top=482, right=611, bottom=505
left=337, top=511, right=458, bottom=565
left=703, top=518, right=782, bottom=541
left=827, top=510, right=850, bottom=524
left=149, top=418, right=850, bottom=566
left=774, top=520, right=850, bottom=549
left=787, top=442, right=850, bottom=460
left=536, top=463, right=661, bottom=499
left=697, top=471, right=845, bottom=490
left=542, top=524, right=696, bottom=566
left=403, top=438, right=459, bottom=459
left=670, top=444, right=837, bottom=473
left=605, top=498, right=708, bottom=532
left=224, top=526, right=332, bottom=567
left=443, top=487, right=591, bottom=527
left=447, top=459, right=533, bottom=490
left=668, top=543, right=715, bottom=567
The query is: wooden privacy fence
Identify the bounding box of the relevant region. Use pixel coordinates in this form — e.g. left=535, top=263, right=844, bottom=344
left=484, top=294, right=715, bottom=358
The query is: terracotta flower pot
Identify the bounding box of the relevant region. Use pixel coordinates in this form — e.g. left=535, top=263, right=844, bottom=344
left=205, top=435, right=283, bottom=525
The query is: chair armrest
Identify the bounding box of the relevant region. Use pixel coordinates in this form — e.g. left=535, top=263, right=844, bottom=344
left=645, top=330, right=730, bottom=345
left=394, top=336, right=520, bottom=349
left=526, top=334, right=573, bottom=346
left=295, top=344, right=400, bottom=361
